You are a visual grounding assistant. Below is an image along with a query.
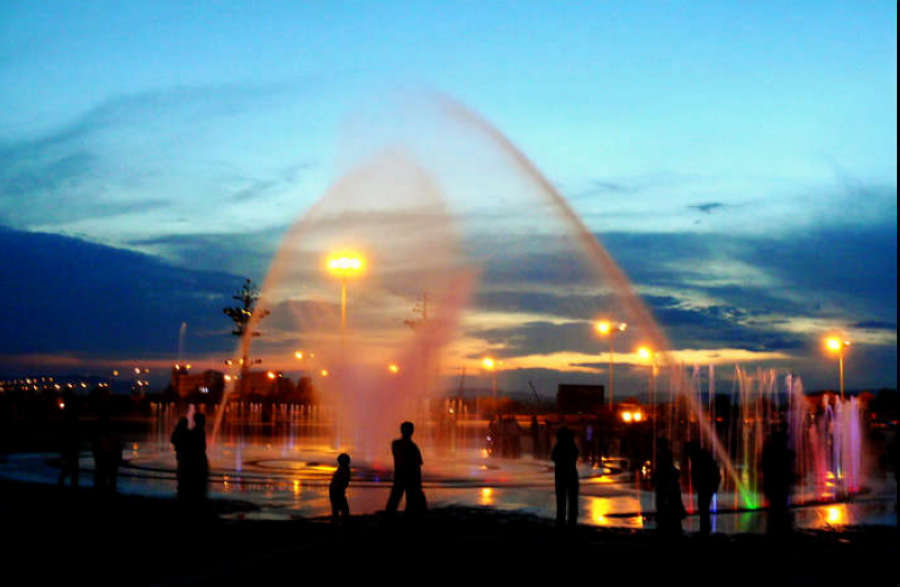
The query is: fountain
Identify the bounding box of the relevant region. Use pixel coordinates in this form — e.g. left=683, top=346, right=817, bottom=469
left=206, top=93, right=872, bottom=518
left=1, top=94, right=884, bottom=532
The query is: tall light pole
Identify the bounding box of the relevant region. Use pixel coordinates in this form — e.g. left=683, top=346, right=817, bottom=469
left=482, top=356, right=497, bottom=415
left=825, top=337, right=850, bottom=400
left=325, top=251, right=364, bottom=450
left=637, top=345, right=657, bottom=467
left=595, top=320, right=627, bottom=408
left=326, top=253, right=365, bottom=335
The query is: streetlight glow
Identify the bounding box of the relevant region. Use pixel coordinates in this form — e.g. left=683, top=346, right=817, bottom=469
left=482, top=357, right=496, bottom=370
left=388, top=363, right=400, bottom=374
left=326, top=252, right=365, bottom=278
left=594, top=320, right=627, bottom=407
left=825, top=337, right=849, bottom=353
left=637, top=346, right=652, bottom=360
left=824, top=336, right=850, bottom=400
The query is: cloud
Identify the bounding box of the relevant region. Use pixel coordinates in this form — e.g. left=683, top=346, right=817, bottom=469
left=689, top=202, right=725, bottom=214
left=0, top=226, right=243, bottom=358
left=0, top=81, right=319, bottom=234
left=852, top=320, right=896, bottom=330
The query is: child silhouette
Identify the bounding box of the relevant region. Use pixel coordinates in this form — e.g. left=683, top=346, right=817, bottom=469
left=329, top=453, right=351, bottom=520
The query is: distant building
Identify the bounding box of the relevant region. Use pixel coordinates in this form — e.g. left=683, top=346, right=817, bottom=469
left=557, top=383, right=605, bottom=414
left=170, top=366, right=225, bottom=402
left=169, top=366, right=313, bottom=404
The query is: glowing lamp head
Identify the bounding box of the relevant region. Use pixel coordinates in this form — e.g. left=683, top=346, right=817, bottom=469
left=320, top=369, right=329, bottom=377
left=621, top=411, right=633, bottom=423
left=633, top=411, right=643, bottom=422
left=266, top=371, right=276, bottom=380
left=482, top=357, right=496, bottom=371
left=637, top=346, right=652, bottom=361
left=596, top=321, right=611, bottom=335
left=326, top=252, right=365, bottom=278
left=825, top=337, right=849, bottom=353
left=294, top=351, right=304, bottom=360
left=388, top=363, right=400, bottom=374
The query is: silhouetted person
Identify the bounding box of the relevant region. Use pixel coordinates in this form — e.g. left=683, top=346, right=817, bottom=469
left=330, top=453, right=351, bottom=520
left=503, top=416, right=522, bottom=458
left=385, top=421, right=426, bottom=515
left=529, top=416, right=541, bottom=458
left=653, top=437, right=684, bottom=535
left=171, top=405, right=209, bottom=508
left=686, top=441, right=720, bottom=535
left=92, top=411, right=122, bottom=493
left=543, top=421, right=554, bottom=461
left=761, top=428, right=795, bottom=535
left=57, top=393, right=81, bottom=487
left=551, top=426, right=579, bottom=526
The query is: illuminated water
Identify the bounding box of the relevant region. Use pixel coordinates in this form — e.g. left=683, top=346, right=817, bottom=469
left=0, top=403, right=893, bottom=533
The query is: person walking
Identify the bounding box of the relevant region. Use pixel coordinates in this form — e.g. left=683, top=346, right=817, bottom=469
left=551, top=426, right=579, bottom=526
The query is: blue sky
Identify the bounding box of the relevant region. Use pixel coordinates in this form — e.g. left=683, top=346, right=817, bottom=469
left=0, top=1, right=896, bottom=391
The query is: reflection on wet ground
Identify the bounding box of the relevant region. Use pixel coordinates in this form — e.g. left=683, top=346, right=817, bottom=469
left=1, top=439, right=894, bottom=533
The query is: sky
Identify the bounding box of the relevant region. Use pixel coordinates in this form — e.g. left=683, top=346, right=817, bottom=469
left=0, top=1, right=896, bottom=394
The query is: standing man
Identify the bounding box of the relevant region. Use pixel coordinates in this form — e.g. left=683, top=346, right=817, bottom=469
left=551, top=426, right=579, bottom=526
left=686, top=441, right=720, bottom=535
left=385, top=421, right=426, bottom=515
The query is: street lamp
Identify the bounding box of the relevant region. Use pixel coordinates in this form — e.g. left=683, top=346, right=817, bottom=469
left=388, top=363, right=400, bottom=374
left=482, top=356, right=498, bottom=415
left=595, top=320, right=627, bottom=407
left=825, top=336, right=850, bottom=400
left=326, top=251, right=365, bottom=335
left=637, top=345, right=658, bottom=465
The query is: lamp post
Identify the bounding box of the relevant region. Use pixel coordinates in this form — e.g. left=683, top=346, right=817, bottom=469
left=482, top=356, right=497, bottom=416
left=825, top=337, right=850, bottom=400
left=637, top=346, right=657, bottom=467
left=595, top=320, right=627, bottom=408
left=326, top=252, right=365, bottom=342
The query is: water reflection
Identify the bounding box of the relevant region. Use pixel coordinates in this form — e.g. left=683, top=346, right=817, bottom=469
left=0, top=403, right=894, bottom=534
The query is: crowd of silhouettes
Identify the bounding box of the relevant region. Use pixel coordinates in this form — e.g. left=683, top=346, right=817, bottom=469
left=152, top=409, right=801, bottom=536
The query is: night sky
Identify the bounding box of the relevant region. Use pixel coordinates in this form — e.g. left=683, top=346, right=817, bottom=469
left=1, top=2, right=895, bottom=392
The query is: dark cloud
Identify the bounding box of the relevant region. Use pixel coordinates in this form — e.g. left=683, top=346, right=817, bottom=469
left=689, top=202, right=725, bottom=214
left=129, top=228, right=283, bottom=277
left=852, top=320, right=896, bottom=330
left=0, top=226, right=243, bottom=358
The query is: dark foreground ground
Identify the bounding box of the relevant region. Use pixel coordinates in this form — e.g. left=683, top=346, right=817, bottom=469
left=1, top=480, right=896, bottom=586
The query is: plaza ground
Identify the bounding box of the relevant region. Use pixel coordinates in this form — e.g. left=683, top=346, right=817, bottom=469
left=1, top=479, right=896, bottom=585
